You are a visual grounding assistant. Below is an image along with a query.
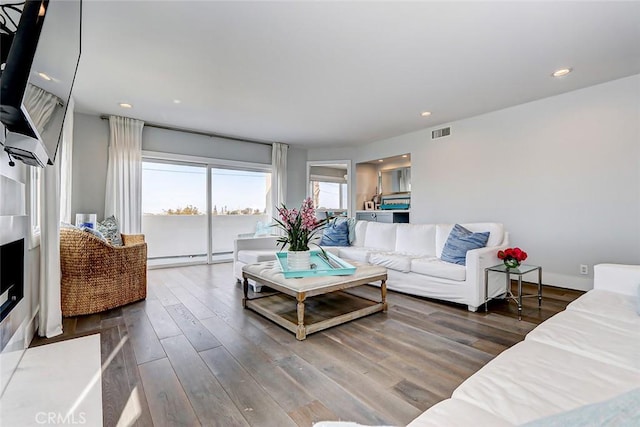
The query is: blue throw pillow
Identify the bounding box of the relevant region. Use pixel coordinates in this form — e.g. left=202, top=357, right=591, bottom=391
left=333, top=217, right=357, bottom=244
left=440, top=224, right=489, bottom=265
left=320, top=219, right=350, bottom=247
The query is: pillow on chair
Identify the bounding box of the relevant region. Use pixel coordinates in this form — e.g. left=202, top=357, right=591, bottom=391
left=97, top=216, right=123, bottom=246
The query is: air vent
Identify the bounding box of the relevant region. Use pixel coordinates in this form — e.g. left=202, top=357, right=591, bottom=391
left=432, top=127, right=451, bottom=139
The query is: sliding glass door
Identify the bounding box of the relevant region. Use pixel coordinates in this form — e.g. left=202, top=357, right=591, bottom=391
left=142, top=157, right=271, bottom=266
left=210, top=168, right=271, bottom=261
left=142, top=160, right=208, bottom=266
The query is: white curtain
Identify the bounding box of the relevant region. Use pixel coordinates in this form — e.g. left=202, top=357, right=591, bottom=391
left=24, top=84, right=58, bottom=131
left=59, top=97, right=74, bottom=223
left=24, top=84, right=63, bottom=338
left=105, top=116, right=144, bottom=234
left=271, top=142, right=288, bottom=220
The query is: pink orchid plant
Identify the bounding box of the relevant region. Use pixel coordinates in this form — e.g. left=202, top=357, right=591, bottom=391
left=274, top=197, right=328, bottom=251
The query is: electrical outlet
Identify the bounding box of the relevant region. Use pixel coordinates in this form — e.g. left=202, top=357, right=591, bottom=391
left=580, top=264, right=588, bottom=275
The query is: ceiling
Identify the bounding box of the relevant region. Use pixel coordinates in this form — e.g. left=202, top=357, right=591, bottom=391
left=44, top=1, right=640, bottom=147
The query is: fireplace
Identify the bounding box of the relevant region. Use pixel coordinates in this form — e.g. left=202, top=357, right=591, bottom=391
left=0, top=238, right=24, bottom=322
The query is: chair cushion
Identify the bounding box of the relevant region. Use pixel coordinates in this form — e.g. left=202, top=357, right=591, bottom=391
left=411, top=257, right=467, bottom=281
left=237, top=250, right=277, bottom=264
left=440, top=224, right=489, bottom=265
left=320, top=219, right=350, bottom=246
left=368, top=251, right=412, bottom=273
left=96, top=215, right=123, bottom=246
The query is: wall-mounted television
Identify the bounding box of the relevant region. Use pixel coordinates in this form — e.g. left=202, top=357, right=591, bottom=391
left=0, top=0, right=81, bottom=167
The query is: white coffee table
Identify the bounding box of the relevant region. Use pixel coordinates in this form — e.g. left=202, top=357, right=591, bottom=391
left=242, top=261, right=388, bottom=340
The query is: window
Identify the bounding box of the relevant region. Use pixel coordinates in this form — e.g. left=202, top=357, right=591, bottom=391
left=141, top=155, right=272, bottom=266
left=142, top=160, right=207, bottom=265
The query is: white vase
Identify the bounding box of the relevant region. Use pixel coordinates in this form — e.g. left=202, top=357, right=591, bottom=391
left=287, top=250, right=311, bottom=271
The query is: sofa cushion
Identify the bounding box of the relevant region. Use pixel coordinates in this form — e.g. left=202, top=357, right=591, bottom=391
left=407, top=398, right=514, bottom=427
left=567, top=289, right=640, bottom=326
left=337, top=246, right=370, bottom=263
left=440, top=224, right=489, bottom=265
left=368, top=251, right=412, bottom=273
left=320, top=219, right=350, bottom=246
left=363, top=222, right=397, bottom=251
left=520, top=387, right=640, bottom=427
left=525, top=309, right=640, bottom=373
left=351, top=220, right=368, bottom=247
left=394, top=224, right=436, bottom=256
left=452, top=341, right=640, bottom=425
left=436, top=223, right=503, bottom=257
left=237, top=250, right=277, bottom=264
left=411, top=257, right=466, bottom=281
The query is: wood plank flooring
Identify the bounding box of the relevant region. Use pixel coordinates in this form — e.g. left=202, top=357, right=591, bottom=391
left=31, top=262, right=583, bottom=427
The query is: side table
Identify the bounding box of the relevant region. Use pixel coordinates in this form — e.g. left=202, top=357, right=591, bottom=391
left=484, top=264, right=542, bottom=320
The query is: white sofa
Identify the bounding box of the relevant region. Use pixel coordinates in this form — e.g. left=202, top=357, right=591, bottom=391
left=234, top=221, right=510, bottom=311
left=407, top=263, right=640, bottom=426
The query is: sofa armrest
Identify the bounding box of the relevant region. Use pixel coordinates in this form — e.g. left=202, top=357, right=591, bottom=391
left=593, top=264, right=640, bottom=296
left=465, top=235, right=511, bottom=309
left=233, top=236, right=280, bottom=261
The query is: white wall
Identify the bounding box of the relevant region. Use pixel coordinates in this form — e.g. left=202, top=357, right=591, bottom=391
left=309, top=74, right=640, bottom=290
left=0, top=160, right=39, bottom=396
left=285, top=146, right=308, bottom=207
left=72, top=113, right=109, bottom=220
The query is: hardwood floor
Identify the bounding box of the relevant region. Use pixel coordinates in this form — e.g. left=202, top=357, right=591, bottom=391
left=31, top=263, right=583, bottom=426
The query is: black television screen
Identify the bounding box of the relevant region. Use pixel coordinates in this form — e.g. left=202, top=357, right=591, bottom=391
left=0, top=0, right=81, bottom=165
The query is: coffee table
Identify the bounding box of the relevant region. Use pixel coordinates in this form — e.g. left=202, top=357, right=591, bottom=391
left=242, top=261, right=387, bottom=340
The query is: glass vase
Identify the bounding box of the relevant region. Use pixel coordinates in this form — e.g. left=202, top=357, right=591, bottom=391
left=503, top=258, right=520, bottom=269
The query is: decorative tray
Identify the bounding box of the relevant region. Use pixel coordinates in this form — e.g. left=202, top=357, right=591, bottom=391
left=276, top=250, right=356, bottom=278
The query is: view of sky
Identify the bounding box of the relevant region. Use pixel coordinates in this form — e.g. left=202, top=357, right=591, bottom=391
left=141, top=162, right=271, bottom=214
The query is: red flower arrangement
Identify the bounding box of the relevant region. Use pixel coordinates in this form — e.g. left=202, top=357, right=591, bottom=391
left=497, top=247, right=528, bottom=268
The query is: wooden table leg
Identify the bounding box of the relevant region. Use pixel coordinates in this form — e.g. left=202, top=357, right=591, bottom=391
left=381, top=279, right=388, bottom=312
left=242, top=277, right=249, bottom=308
left=296, top=292, right=307, bottom=340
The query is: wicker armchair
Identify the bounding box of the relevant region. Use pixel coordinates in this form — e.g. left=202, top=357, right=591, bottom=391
left=60, top=227, right=147, bottom=317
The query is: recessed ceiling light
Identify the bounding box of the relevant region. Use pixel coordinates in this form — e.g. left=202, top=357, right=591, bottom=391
left=173, top=99, right=181, bottom=104
left=402, top=155, right=408, bottom=158
left=38, top=72, right=51, bottom=81
left=420, top=111, right=432, bottom=117
left=378, top=159, right=384, bottom=162
left=119, top=103, right=133, bottom=108
left=552, top=68, right=572, bottom=78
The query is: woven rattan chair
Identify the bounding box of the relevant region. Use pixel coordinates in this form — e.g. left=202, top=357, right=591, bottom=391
left=60, top=227, right=147, bottom=317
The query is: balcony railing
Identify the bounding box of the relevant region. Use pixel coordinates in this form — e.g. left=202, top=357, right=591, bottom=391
left=142, top=214, right=270, bottom=264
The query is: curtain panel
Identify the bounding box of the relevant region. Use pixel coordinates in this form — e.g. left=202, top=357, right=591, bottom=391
left=271, top=142, right=288, bottom=220
left=24, top=84, right=64, bottom=338
left=104, top=116, right=144, bottom=234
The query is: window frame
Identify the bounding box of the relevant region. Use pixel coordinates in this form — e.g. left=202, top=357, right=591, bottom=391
left=142, top=151, right=272, bottom=266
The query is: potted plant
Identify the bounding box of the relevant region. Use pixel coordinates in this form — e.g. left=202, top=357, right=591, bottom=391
left=273, top=198, right=328, bottom=270
left=497, top=247, right=528, bottom=269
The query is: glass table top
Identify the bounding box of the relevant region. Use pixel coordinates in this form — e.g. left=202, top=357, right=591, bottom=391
left=486, top=264, right=540, bottom=275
